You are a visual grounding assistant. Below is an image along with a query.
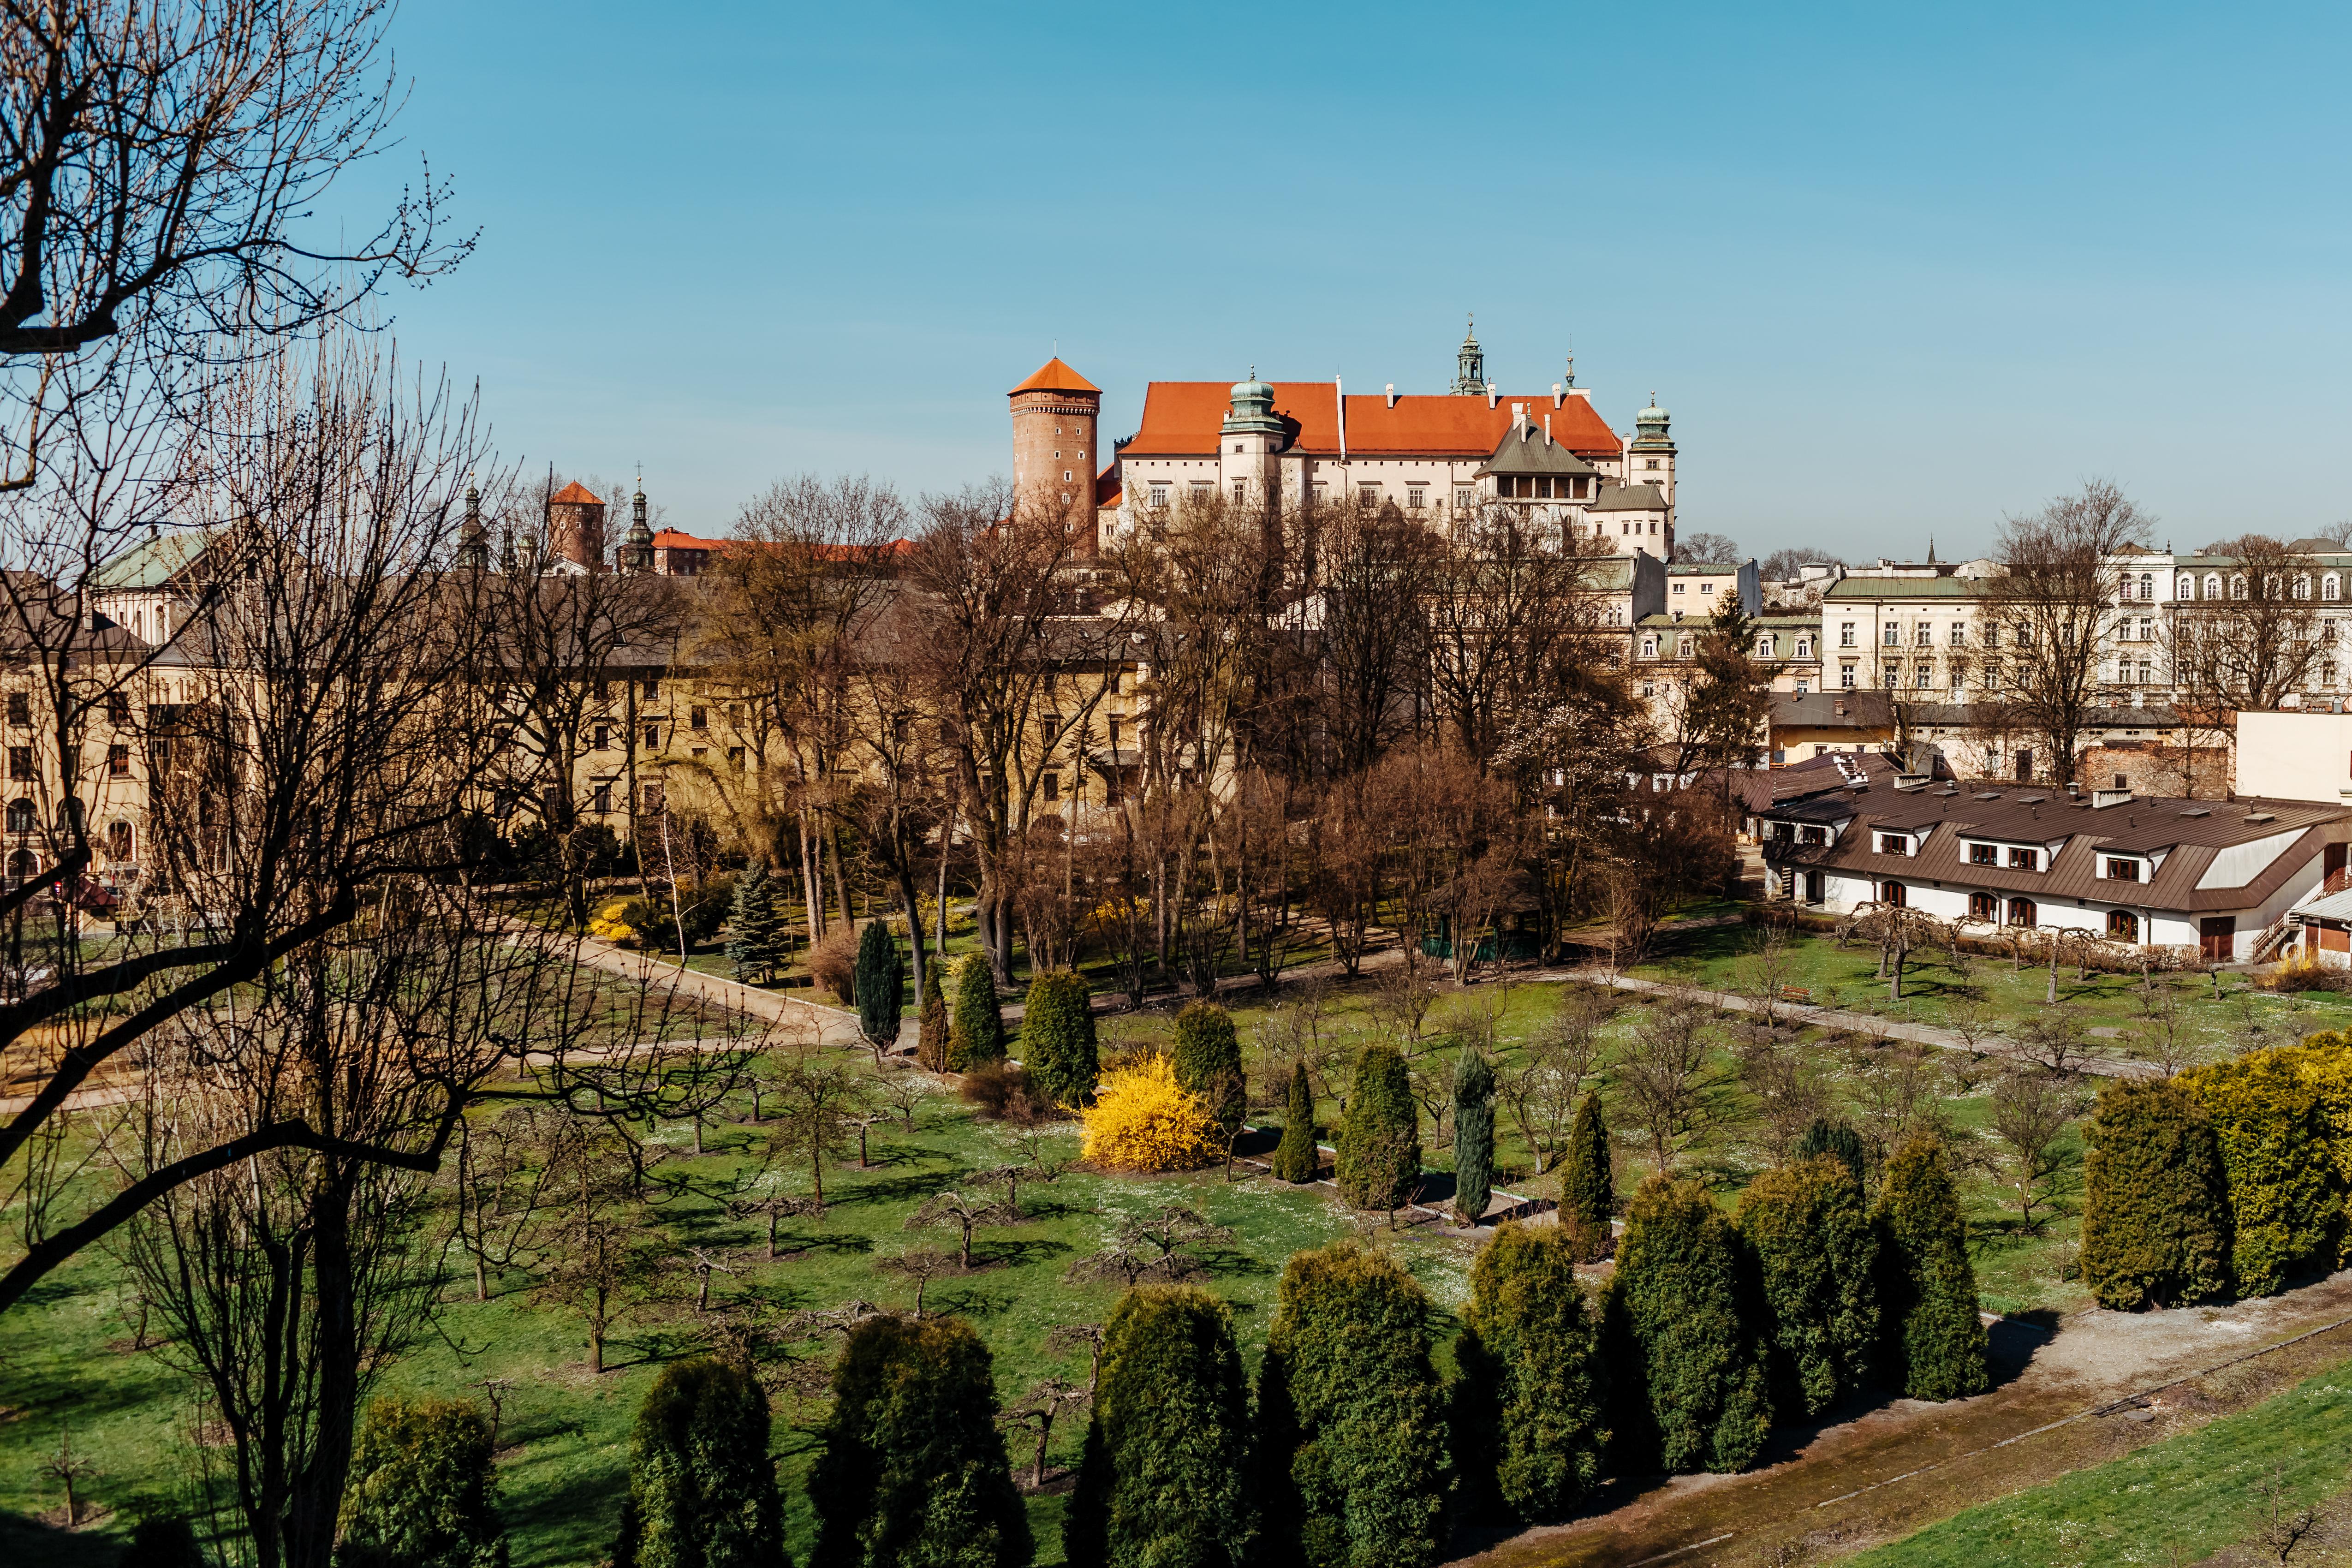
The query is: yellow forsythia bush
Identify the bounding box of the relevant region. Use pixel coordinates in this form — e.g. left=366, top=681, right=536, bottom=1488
left=588, top=896, right=655, bottom=947
left=1081, top=1055, right=1218, bottom=1173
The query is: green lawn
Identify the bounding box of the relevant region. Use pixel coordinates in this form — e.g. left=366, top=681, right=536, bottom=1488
left=1853, top=1359, right=2352, bottom=1567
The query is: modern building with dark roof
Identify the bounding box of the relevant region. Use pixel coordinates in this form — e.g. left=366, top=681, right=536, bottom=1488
left=1758, top=771, right=2352, bottom=961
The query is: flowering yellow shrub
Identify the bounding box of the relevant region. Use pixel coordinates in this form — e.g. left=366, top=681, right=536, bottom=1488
left=589, top=896, right=656, bottom=947
left=1082, top=1055, right=1218, bottom=1172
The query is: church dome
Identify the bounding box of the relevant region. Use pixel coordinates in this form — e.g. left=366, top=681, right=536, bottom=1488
left=1638, top=398, right=1669, bottom=425
left=1230, top=369, right=1274, bottom=403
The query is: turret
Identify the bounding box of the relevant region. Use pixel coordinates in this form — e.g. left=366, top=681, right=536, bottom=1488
left=619, top=476, right=655, bottom=573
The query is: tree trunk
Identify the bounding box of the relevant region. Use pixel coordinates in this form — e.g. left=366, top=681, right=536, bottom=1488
left=768, top=1211, right=779, bottom=1259
left=829, top=822, right=854, bottom=937
left=589, top=1318, right=604, bottom=1376
left=282, top=1174, right=363, bottom=1568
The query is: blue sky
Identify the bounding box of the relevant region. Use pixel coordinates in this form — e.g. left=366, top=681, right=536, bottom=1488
left=341, top=1, right=2352, bottom=557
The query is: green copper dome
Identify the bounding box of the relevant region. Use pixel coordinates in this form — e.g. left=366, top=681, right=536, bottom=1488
left=1221, top=365, right=1285, bottom=437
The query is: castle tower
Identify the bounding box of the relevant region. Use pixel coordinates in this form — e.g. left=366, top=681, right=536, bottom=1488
left=456, top=475, right=488, bottom=570
left=1217, top=368, right=1285, bottom=509
left=1009, top=357, right=1102, bottom=541
left=1629, top=394, right=1676, bottom=508
left=1453, top=316, right=1485, bottom=395
left=547, top=480, right=607, bottom=570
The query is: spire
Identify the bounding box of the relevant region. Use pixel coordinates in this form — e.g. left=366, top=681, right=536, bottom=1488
left=1927, top=536, right=1937, bottom=564
left=1453, top=315, right=1485, bottom=395
left=1563, top=346, right=1575, bottom=388
left=457, top=471, right=488, bottom=569
left=620, top=472, right=655, bottom=573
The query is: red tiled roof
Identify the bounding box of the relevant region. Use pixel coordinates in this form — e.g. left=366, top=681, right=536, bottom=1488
left=1125, top=382, right=1620, bottom=459
left=1095, top=465, right=1120, bottom=508
left=1010, top=357, right=1101, bottom=396
left=550, top=481, right=603, bottom=506
left=652, top=530, right=725, bottom=550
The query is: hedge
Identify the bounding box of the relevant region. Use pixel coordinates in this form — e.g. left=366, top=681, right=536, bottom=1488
left=2080, top=1075, right=2232, bottom=1310
left=1736, top=1155, right=1880, bottom=1417
left=2180, top=1049, right=2338, bottom=1296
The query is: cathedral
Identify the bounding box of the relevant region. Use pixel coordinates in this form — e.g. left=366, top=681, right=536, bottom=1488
left=1012, top=322, right=1678, bottom=559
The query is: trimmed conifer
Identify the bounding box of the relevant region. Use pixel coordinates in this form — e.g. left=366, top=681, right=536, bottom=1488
left=2080, top=1076, right=2232, bottom=1309
left=1875, top=1134, right=1989, bottom=1401
left=725, top=860, right=782, bottom=983
left=1794, top=1117, right=1866, bottom=1187
left=854, top=920, right=904, bottom=1052
left=950, top=951, right=1004, bottom=1070
left=1452, top=1221, right=1608, bottom=1523
left=1063, top=1286, right=1255, bottom=1568
left=810, top=1315, right=1031, bottom=1568
left=1273, top=1062, right=1320, bottom=1183
left=1735, top=1155, right=1880, bottom=1418
left=333, top=1396, right=510, bottom=1568
left=1172, top=1001, right=1245, bottom=1139
left=1609, top=1174, right=1773, bottom=1473
left=1021, top=970, right=1099, bottom=1107
left=917, top=957, right=950, bottom=1072
left=1561, top=1093, right=1614, bottom=1257
left=1337, top=1043, right=1420, bottom=1212
left=1256, top=1241, right=1452, bottom=1568
left=1453, top=1050, right=1496, bottom=1227
left=2180, top=1049, right=2335, bottom=1297
left=614, top=1357, right=785, bottom=1568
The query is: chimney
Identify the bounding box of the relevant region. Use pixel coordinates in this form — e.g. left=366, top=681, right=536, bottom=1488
left=1512, top=402, right=1528, bottom=433
left=1385, top=382, right=1397, bottom=409
left=1486, top=380, right=1499, bottom=409
left=1553, top=383, right=1566, bottom=409
left=2092, top=787, right=2133, bottom=809
left=1543, top=414, right=1553, bottom=445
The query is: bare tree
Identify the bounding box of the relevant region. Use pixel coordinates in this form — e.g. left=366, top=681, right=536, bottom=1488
left=765, top=1038, right=866, bottom=1204
left=1000, top=1377, right=1091, bottom=1490
left=1066, top=1203, right=1234, bottom=1287
left=1986, top=1067, right=2088, bottom=1231
left=875, top=1246, right=958, bottom=1317
left=906, top=1185, right=1018, bottom=1270
left=1497, top=988, right=1608, bottom=1175
left=1608, top=998, right=1738, bottom=1175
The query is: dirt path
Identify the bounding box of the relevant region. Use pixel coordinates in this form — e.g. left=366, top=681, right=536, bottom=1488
left=1448, top=1271, right=2352, bottom=1567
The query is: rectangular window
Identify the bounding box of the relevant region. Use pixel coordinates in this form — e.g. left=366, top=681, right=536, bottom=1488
left=107, top=744, right=129, bottom=778
left=1232, top=481, right=1247, bottom=504
left=106, top=692, right=131, bottom=724
left=1878, top=833, right=1910, bottom=855
left=1800, top=826, right=1828, bottom=846
left=1840, top=623, right=1856, bottom=648
left=1454, top=487, right=1472, bottom=510
left=1673, top=583, right=1685, bottom=594
left=1950, top=624, right=1967, bottom=647
left=691, top=707, right=708, bottom=730
left=7, top=747, right=29, bottom=781
left=2106, top=857, right=2140, bottom=881
left=1149, top=485, right=1168, bottom=508
left=5, top=694, right=25, bottom=727
left=1882, top=623, right=1899, bottom=646
left=107, top=820, right=132, bottom=863
left=2008, top=847, right=2039, bottom=871
left=1969, top=843, right=1997, bottom=865
left=1968, top=891, right=1997, bottom=922
left=728, top=746, right=744, bottom=769
left=1840, top=664, right=1857, bottom=689
left=643, top=726, right=660, bottom=750
left=642, top=679, right=660, bottom=699
left=1701, top=583, right=1715, bottom=594
left=594, top=723, right=610, bottom=750
left=640, top=782, right=665, bottom=814
left=1043, top=773, right=1060, bottom=801
left=1916, top=625, right=1932, bottom=646
left=592, top=783, right=612, bottom=813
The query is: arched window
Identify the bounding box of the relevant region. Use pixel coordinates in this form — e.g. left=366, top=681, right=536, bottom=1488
left=1757, top=634, right=1776, bottom=658
left=2326, top=575, right=2341, bottom=602
left=1796, top=636, right=1812, bottom=658
left=2203, top=573, right=2221, bottom=599
left=4, top=799, right=30, bottom=834
left=2007, top=896, right=2037, bottom=926
left=1879, top=881, right=1906, bottom=907
left=2296, top=575, right=2312, bottom=601
left=1640, top=637, right=1657, bottom=658
left=5, top=848, right=34, bottom=883
left=2107, top=909, right=2139, bottom=942
left=2178, top=574, right=2194, bottom=599
left=2139, top=572, right=2153, bottom=600
left=2231, top=575, right=2248, bottom=600
left=1677, top=637, right=1694, bottom=658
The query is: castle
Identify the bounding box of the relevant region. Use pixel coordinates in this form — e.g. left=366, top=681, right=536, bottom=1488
left=1014, top=321, right=1678, bottom=560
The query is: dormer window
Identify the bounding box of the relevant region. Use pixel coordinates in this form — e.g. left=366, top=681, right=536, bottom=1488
left=1969, top=843, right=1996, bottom=866
left=2008, top=847, right=2040, bottom=871
left=1801, top=825, right=1828, bottom=846
left=1878, top=833, right=1911, bottom=856
left=2104, top=857, right=2140, bottom=882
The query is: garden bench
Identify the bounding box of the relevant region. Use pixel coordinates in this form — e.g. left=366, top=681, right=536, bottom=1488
left=1777, top=984, right=1812, bottom=1004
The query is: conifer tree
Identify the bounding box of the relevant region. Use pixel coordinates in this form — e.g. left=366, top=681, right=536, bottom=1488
left=2081, top=1075, right=2233, bottom=1309
left=1022, top=970, right=1099, bottom=1107
left=1453, top=1050, right=1496, bottom=1227
left=1273, top=1062, right=1320, bottom=1184
left=1561, top=1093, right=1615, bottom=1257
left=339, top=1396, right=508, bottom=1568
left=2180, top=1049, right=2335, bottom=1297
left=1064, top=1287, right=1255, bottom=1568
left=917, top=958, right=950, bottom=1072
left=1337, top=1044, right=1421, bottom=1212
left=855, top=919, right=904, bottom=1053
left=1794, top=1117, right=1866, bottom=1187
left=1610, top=1174, right=1773, bottom=1474
left=613, top=1357, right=786, bottom=1568
left=950, top=951, right=1004, bottom=1070
left=810, top=1315, right=1031, bottom=1568
left=1735, top=1155, right=1880, bottom=1417
left=1875, top=1134, right=1989, bottom=1401
left=1255, top=1241, right=1452, bottom=1568
left=1172, top=1001, right=1245, bottom=1139
left=726, top=860, right=782, bottom=983
left=1452, top=1221, right=1608, bottom=1523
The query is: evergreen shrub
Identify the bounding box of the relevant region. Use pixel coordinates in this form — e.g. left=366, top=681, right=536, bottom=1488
left=950, top=951, right=1004, bottom=1069
left=1793, top=1117, right=1866, bottom=1187
left=339, top=1395, right=507, bottom=1568
left=2080, top=1075, right=2232, bottom=1309
left=917, top=958, right=950, bottom=1072
left=1452, top=1221, right=1608, bottom=1522
left=854, top=919, right=903, bottom=1051
left=810, top=1316, right=1031, bottom=1568
left=1172, top=1001, right=1245, bottom=1139
left=613, top=1358, right=784, bottom=1568
left=2180, top=1049, right=2337, bottom=1295
left=1064, top=1286, right=1255, bottom=1568
left=1735, top=1155, right=1879, bottom=1417
left=1273, top=1062, right=1320, bottom=1183
left=1561, top=1094, right=1615, bottom=1260
left=1453, top=1051, right=1495, bottom=1226
left=725, top=862, right=784, bottom=983
left=1609, top=1175, right=1772, bottom=1474
left=1875, top=1134, right=1989, bottom=1401
left=1337, top=1044, right=1420, bottom=1211
left=1021, top=970, right=1099, bottom=1107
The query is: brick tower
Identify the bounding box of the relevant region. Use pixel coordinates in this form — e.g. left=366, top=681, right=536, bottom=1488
left=547, top=480, right=607, bottom=569
left=1008, top=357, right=1101, bottom=540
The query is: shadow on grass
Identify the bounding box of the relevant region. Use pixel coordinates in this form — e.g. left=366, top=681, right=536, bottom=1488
left=0, top=1511, right=119, bottom=1568
left=980, top=1237, right=1073, bottom=1269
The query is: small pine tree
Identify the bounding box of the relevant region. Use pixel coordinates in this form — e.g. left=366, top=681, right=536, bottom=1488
left=1273, top=1062, right=1320, bottom=1184
left=339, top=1396, right=507, bottom=1568
left=2080, top=1076, right=2233, bottom=1309
left=1022, top=970, right=1099, bottom=1107
left=950, top=951, right=1004, bottom=1070
left=1562, top=1093, right=1615, bottom=1252
left=810, top=1315, right=1032, bottom=1568
left=1875, top=1134, right=1989, bottom=1401
left=917, top=958, right=950, bottom=1072
left=1337, top=1044, right=1420, bottom=1212
left=1064, top=1287, right=1256, bottom=1568
left=1452, top=1221, right=1609, bottom=1523
left=1736, top=1155, right=1880, bottom=1418
left=1453, top=1051, right=1496, bottom=1227
left=1172, top=1001, right=1245, bottom=1139
left=725, top=861, right=781, bottom=983
left=855, top=920, right=904, bottom=1052
left=1256, top=1241, right=1452, bottom=1568
left=1794, top=1117, right=1867, bottom=1187
left=1610, top=1174, right=1773, bottom=1474
left=613, top=1358, right=784, bottom=1568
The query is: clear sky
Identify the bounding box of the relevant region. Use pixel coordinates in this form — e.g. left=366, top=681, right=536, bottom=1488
left=341, top=0, right=2352, bottom=558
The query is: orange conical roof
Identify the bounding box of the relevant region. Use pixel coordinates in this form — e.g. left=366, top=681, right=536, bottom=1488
left=1010, top=357, right=1099, bottom=395
left=550, top=481, right=603, bottom=505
